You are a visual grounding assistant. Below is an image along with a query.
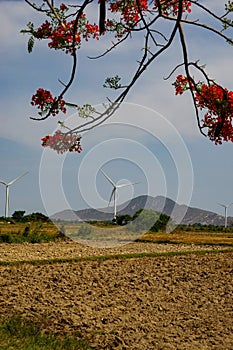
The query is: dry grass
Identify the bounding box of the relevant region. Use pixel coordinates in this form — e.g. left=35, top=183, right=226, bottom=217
left=141, top=230, right=233, bottom=245
left=0, top=222, right=59, bottom=236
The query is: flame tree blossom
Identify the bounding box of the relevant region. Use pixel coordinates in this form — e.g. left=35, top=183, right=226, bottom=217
left=21, top=1, right=233, bottom=153
left=173, top=75, right=233, bottom=144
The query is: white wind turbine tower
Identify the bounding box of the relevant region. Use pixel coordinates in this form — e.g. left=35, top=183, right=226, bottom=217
left=101, top=169, right=139, bottom=222
left=0, top=172, right=28, bottom=218
left=217, top=202, right=233, bottom=228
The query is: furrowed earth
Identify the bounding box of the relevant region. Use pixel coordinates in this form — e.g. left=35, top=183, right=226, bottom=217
left=0, top=241, right=232, bottom=349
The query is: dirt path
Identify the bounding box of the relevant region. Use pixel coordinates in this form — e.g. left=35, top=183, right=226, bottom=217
left=0, top=242, right=232, bottom=349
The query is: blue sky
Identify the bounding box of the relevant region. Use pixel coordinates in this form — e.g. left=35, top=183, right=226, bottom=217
left=0, top=0, right=233, bottom=220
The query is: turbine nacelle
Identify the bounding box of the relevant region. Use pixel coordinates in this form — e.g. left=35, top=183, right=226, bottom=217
left=108, top=182, right=140, bottom=207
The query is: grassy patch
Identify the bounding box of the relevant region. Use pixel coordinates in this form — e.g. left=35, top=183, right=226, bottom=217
left=0, top=222, right=62, bottom=243
left=0, top=314, right=93, bottom=350
left=0, top=247, right=232, bottom=267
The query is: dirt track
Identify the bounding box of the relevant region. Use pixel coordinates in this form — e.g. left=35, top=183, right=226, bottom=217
left=0, top=242, right=233, bottom=349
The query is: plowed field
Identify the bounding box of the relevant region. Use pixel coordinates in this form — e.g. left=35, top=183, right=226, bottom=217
left=0, top=241, right=232, bottom=349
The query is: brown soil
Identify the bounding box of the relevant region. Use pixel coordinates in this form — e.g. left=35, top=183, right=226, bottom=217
left=0, top=241, right=232, bottom=349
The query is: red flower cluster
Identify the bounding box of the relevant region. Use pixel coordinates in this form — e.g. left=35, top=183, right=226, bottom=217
left=28, top=1, right=197, bottom=154
left=173, top=74, right=190, bottom=95
left=109, top=0, right=148, bottom=27
left=107, top=0, right=192, bottom=37
left=35, top=13, right=99, bottom=54
left=60, top=3, right=68, bottom=11
left=155, top=0, right=192, bottom=16
left=196, top=84, right=233, bottom=143
left=41, top=130, right=82, bottom=154
left=31, top=88, right=66, bottom=116
left=35, top=20, right=51, bottom=38
left=173, top=75, right=233, bottom=144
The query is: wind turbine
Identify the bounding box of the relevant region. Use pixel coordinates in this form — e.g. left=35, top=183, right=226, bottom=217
left=0, top=172, right=28, bottom=218
left=217, top=202, right=233, bottom=228
left=100, top=169, right=139, bottom=222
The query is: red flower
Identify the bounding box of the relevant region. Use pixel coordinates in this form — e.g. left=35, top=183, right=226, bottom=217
left=34, top=14, right=99, bottom=55
left=173, top=75, right=190, bottom=95
left=154, top=1, right=192, bottom=16
left=173, top=76, right=233, bottom=144
left=60, top=3, right=68, bottom=11
left=31, top=89, right=66, bottom=116
left=41, top=131, right=82, bottom=154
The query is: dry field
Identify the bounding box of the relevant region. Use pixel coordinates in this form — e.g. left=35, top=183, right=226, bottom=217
left=0, top=238, right=233, bottom=349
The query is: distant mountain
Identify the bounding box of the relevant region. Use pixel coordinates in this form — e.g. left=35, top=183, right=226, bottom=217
left=51, top=195, right=232, bottom=226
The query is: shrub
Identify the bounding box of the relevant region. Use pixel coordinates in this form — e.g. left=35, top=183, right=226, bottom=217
left=78, top=224, right=92, bottom=238
left=12, top=211, right=26, bottom=222
left=116, top=214, right=132, bottom=225
left=150, top=213, right=170, bottom=232
left=23, top=225, right=30, bottom=237
left=129, top=209, right=159, bottom=233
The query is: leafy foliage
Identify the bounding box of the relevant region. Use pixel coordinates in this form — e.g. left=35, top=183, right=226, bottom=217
left=103, top=75, right=122, bottom=89
left=150, top=212, right=171, bottom=232
left=12, top=211, right=26, bottom=222
left=116, top=214, right=132, bottom=225
left=118, top=209, right=172, bottom=232
left=11, top=211, right=51, bottom=223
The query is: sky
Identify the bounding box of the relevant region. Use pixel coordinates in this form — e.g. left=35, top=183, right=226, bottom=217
left=1, top=0, right=233, bottom=221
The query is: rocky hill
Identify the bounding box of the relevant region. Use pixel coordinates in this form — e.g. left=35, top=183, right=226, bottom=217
left=51, top=195, right=232, bottom=226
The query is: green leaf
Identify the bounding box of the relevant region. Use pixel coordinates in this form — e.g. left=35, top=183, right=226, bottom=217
left=20, top=29, right=29, bottom=34
left=78, top=104, right=96, bottom=118
left=28, top=36, right=35, bottom=53
left=103, top=75, right=122, bottom=89
left=225, top=1, right=233, bottom=12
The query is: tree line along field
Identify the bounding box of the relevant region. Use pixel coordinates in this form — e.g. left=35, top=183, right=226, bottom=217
left=0, top=219, right=233, bottom=246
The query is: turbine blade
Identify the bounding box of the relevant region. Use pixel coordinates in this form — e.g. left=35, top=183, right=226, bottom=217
left=8, top=172, right=29, bottom=186
left=217, top=203, right=226, bottom=208
left=0, top=180, right=7, bottom=185
left=100, top=169, right=116, bottom=187
left=116, top=181, right=140, bottom=189
left=108, top=188, right=115, bottom=206
left=116, top=183, right=131, bottom=189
